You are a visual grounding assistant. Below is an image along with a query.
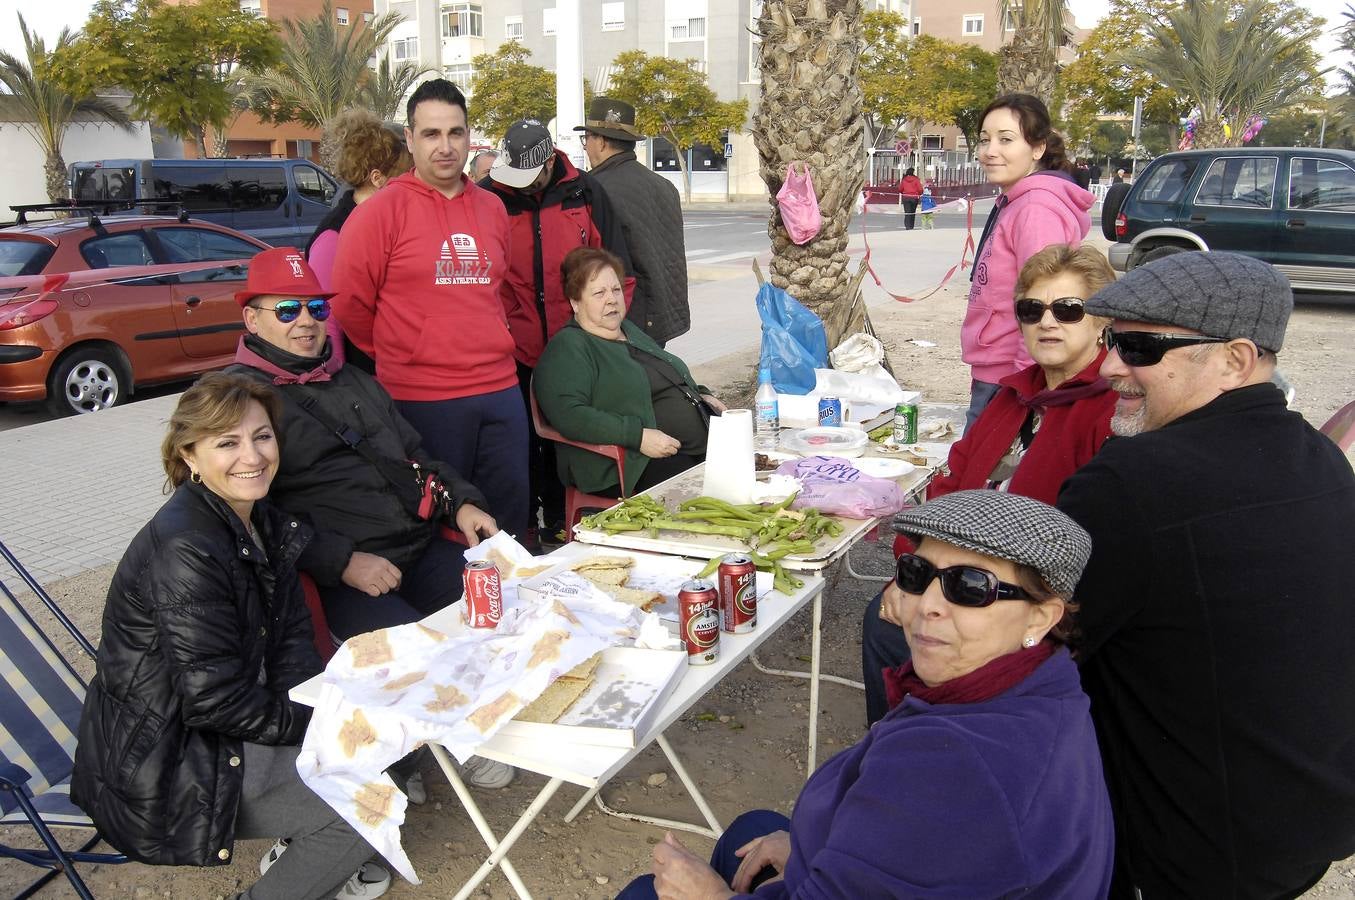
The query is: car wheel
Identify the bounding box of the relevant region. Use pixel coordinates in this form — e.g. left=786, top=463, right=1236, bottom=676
left=1136, top=245, right=1194, bottom=268
left=1100, top=183, right=1131, bottom=241
left=47, top=348, right=125, bottom=416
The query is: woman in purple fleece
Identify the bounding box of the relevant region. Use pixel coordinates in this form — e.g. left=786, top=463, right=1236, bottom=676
left=618, top=491, right=1114, bottom=899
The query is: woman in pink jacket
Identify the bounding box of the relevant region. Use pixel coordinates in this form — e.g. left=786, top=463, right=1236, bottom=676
left=965, top=94, right=1093, bottom=427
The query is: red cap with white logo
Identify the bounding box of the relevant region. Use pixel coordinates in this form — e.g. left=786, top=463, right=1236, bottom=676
left=234, top=246, right=336, bottom=307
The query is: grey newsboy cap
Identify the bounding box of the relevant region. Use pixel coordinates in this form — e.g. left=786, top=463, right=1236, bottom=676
left=892, top=490, right=1092, bottom=597
left=1086, top=251, right=1292, bottom=351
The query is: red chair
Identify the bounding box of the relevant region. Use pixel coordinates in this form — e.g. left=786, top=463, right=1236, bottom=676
left=1321, top=400, right=1355, bottom=452
left=528, top=382, right=628, bottom=536
left=297, top=572, right=337, bottom=663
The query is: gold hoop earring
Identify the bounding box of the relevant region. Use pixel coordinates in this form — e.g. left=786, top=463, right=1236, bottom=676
left=190, top=470, right=202, bottom=484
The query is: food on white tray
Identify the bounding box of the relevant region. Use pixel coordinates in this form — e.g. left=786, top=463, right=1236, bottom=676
left=514, top=651, right=603, bottom=724
left=569, top=557, right=664, bottom=611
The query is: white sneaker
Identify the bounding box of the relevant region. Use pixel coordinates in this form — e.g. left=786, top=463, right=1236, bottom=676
left=334, top=861, right=391, bottom=899
left=405, top=770, right=427, bottom=805
left=461, top=756, right=516, bottom=789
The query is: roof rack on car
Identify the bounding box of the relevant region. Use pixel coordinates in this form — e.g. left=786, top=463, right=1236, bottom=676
left=129, top=200, right=193, bottom=223
left=9, top=200, right=132, bottom=226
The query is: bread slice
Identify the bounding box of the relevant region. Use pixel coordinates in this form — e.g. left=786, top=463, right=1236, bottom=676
left=515, top=676, right=591, bottom=724
left=560, top=652, right=602, bottom=682
left=579, top=568, right=630, bottom=587
left=571, top=556, right=636, bottom=572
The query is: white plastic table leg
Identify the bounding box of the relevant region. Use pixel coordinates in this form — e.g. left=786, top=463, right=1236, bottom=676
left=807, top=592, right=822, bottom=775
left=656, top=733, right=723, bottom=835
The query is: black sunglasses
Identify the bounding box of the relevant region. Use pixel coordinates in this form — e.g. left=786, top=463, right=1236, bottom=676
left=1014, top=296, right=1087, bottom=325
left=895, top=553, right=1031, bottom=608
left=253, top=298, right=332, bottom=323
left=1102, top=327, right=1227, bottom=367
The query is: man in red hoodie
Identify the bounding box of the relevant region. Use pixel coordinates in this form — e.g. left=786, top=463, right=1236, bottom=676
left=331, top=79, right=528, bottom=539
left=479, top=118, right=634, bottom=541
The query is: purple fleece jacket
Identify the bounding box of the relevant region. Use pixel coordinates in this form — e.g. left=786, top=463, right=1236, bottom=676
left=743, top=650, right=1113, bottom=899
left=963, top=171, right=1094, bottom=384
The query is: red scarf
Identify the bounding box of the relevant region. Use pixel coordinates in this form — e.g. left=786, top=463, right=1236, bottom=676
left=883, top=640, right=1055, bottom=710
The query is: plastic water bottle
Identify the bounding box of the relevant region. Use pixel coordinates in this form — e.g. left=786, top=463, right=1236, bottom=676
left=754, top=367, right=779, bottom=450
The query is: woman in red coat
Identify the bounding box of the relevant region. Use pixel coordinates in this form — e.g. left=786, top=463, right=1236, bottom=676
left=862, top=242, right=1117, bottom=723
left=898, top=167, right=925, bottom=231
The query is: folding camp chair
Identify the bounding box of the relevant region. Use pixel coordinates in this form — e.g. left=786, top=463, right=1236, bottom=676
left=0, top=538, right=126, bottom=899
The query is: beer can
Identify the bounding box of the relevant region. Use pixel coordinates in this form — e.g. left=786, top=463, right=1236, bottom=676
left=462, top=559, right=503, bottom=629
left=818, top=397, right=843, bottom=428
left=718, top=553, right=757, bottom=633
left=678, top=579, right=720, bottom=665
left=893, top=391, right=920, bottom=445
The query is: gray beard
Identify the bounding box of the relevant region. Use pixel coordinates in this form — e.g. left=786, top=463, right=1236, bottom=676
left=1110, top=405, right=1148, bottom=436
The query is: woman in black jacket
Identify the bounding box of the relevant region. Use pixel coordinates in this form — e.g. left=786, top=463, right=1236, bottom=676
left=71, top=373, right=390, bottom=900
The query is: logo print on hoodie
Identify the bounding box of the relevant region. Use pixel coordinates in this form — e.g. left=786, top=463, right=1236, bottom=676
left=436, top=233, right=493, bottom=285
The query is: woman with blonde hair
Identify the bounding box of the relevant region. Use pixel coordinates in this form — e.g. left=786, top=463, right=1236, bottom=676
left=306, top=108, right=413, bottom=369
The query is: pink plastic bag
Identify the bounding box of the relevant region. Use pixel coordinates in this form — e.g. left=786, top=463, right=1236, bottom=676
left=777, top=162, right=822, bottom=245
left=775, top=455, right=906, bottom=519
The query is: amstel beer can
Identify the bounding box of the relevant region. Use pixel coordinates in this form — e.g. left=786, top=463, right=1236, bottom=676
left=718, top=553, right=758, bottom=633
left=818, top=397, right=843, bottom=427
left=678, top=579, right=720, bottom=665
left=463, top=560, right=503, bottom=629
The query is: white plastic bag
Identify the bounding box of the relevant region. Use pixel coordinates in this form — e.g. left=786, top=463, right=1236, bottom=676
left=830, top=333, right=886, bottom=373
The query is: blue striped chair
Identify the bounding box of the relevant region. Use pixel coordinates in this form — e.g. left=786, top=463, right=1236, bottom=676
left=0, top=539, right=125, bottom=899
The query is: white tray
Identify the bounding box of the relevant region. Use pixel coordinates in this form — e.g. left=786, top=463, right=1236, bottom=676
left=502, top=646, right=686, bottom=749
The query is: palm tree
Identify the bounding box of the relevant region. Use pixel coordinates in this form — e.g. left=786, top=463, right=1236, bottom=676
left=362, top=56, right=433, bottom=123
left=754, top=0, right=868, bottom=349
left=996, top=0, right=1068, bottom=104
left=1127, top=0, right=1324, bottom=148
left=0, top=15, right=134, bottom=202
left=247, top=1, right=402, bottom=167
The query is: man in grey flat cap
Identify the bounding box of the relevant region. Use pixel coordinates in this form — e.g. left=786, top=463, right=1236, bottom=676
left=1056, top=251, right=1355, bottom=899
left=577, top=97, right=690, bottom=346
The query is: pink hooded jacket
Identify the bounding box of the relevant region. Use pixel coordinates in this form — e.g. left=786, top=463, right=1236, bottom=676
left=963, top=171, right=1093, bottom=384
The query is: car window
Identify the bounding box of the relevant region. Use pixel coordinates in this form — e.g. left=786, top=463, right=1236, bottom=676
left=152, top=165, right=231, bottom=211
left=81, top=232, right=155, bottom=268
left=1194, top=157, right=1277, bottom=209
left=1288, top=157, right=1355, bottom=213
left=155, top=227, right=258, bottom=283
left=294, top=165, right=337, bottom=204
left=1135, top=159, right=1200, bottom=204
left=232, top=167, right=288, bottom=211
left=0, top=239, right=56, bottom=276
left=72, top=167, right=136, bottom=202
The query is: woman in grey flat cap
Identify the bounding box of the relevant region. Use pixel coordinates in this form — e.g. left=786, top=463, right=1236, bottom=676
left=615, top=490, right=1114, bottom=900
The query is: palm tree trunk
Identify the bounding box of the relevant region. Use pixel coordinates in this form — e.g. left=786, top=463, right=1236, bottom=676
left=997, top=30, right=1056, bottom=104
left=755, top=0, right=866, bottom=349
left=44, top=151, right=69, bottom=202
left=1195, top=118, right=1228, bottom=149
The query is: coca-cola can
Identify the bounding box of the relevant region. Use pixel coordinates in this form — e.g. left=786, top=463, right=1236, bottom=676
left=678, top=579, right=720, bottom=665
left=463, top=559, right=502, bottom=629
left=718, top=553, right=757, bottom=633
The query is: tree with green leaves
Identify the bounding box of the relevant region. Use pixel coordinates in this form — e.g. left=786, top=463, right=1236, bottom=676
left=468, top=43, right=556, bottom=142
left=997, top=0, right=1069, bottom=104
left=363, top=56, right=434, bottom=123
left=860, top=10, right=911, bottom=147
left=1126, top=0, right=1325, bottom=148
left=902, top=36, right=997, bottom=154
left=606, top=49, right=749, bottom=203
left=247, top=0, right=401, bottom=166
left=0, top=15, right=135, bottom=202
left=52, top=0, right=279, bottom=158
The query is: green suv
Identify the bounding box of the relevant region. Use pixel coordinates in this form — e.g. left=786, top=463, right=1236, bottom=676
left=1104, top=147, right=1355, bottom=294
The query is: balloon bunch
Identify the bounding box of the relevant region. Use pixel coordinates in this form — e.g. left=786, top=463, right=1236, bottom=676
left=1178, top=117, right=1197, bottom=150
left=1241, top=116, right=1266, bottom=144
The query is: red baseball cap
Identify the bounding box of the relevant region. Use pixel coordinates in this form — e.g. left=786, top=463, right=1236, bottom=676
left=234, top=246, right=337, bottom=307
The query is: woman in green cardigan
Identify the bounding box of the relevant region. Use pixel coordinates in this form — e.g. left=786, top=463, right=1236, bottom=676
left=534, top=247, right=726, bottom=496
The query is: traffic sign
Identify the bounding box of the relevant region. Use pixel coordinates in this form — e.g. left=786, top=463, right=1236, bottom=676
left=724, top=142, right=734, bottom=158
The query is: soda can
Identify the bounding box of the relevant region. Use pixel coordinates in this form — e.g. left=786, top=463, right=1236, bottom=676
left=718, top=553, right=758, bottom=633
left=678, top=579, right=720, bottom=665
left=818, top=397, right=843, bottom=427
left=462, top=559, right=503, bottom=629
left=893, top=391, right=920, bottom=445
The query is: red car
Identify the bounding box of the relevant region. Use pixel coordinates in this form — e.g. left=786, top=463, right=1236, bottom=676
left=0, top=212, right=269, bottom=415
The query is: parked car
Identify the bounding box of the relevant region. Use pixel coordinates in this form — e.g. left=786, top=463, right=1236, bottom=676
left=1103, top=147, right=1355, bottom=294
left=68, top=158, right=340, bottom=246
left=0, top=209, right=268, bottom=415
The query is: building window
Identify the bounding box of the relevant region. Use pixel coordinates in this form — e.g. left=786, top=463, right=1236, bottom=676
left=336, top=7, right=349, bottom=25
left=602, top=1, right=624, bottom=30
left=238, top=0, right=261, bottom=15
left=444, top=63, right=474, bottom=87
left=671, top=17, right=706, bottom=39
left=543, top=7, right=557, bottom=35
left=442, top=3, right=483, bottom=38
left=1003, top=8, right=1017, bottom=30
left=505, top=14, right=524, bottom=39
left=922, top=135, right=944, bottom=150
left=963, top=14, right=983, bottom=35
left=363, top=11, right=373, bottom=23
left=912, top=17, right=921, bottom=35
left=393, top=37, right=418, bottom=60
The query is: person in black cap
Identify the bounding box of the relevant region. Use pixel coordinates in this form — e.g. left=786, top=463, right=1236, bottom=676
left=577, top=96, right=691, bottom=346
left=480, top=118, right=634, bottom=545
left=618, top=490, right=1114, bottom=900
left=1056, top=250, right=1355, bottom=898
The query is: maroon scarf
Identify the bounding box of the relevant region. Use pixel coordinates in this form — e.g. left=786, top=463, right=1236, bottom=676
left=883, top=640, right=1055, bottom=710
left=235, top=334, right=342, bottom=385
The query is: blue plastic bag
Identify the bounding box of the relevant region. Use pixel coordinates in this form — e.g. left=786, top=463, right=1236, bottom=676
left=756, top=283, right=829, bottom=394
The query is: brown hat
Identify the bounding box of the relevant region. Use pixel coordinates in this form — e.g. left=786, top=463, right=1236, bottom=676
left=574, top=97, right=645, bottom=142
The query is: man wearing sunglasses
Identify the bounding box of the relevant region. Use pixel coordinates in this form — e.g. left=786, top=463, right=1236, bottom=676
left=1055, top=251, right=1355, bottom=899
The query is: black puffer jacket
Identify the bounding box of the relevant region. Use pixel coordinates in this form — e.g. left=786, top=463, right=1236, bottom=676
left=227, top=334, right=488, bottom=586
left=588, top=150, right=690, bottom=344
left=71, top=483, right=321, bottom=867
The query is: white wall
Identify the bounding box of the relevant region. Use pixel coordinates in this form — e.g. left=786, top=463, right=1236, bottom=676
left=0, top=119, right=154, bottom=216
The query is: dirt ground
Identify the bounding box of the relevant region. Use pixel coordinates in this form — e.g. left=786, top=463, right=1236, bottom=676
left=4, top=281, right=1354, bottom=899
